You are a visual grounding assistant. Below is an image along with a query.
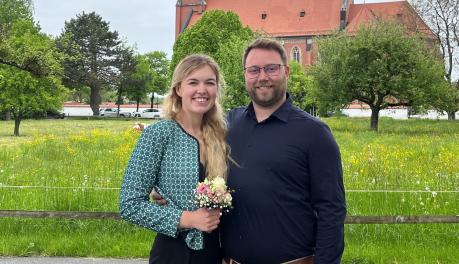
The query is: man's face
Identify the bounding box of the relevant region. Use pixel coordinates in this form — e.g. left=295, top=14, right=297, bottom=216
left=244, top=48, right=289, bottom=108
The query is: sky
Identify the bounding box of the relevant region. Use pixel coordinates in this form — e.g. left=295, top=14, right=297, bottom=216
left=33, top=0, right=177, bottom=56
left=33, top=0, right=404, bottom=58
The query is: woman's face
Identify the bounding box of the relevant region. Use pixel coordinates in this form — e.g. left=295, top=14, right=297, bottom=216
left=176, top=65, right=218, bottom=117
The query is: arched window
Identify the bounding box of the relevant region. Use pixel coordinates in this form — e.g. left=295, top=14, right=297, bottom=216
left=291, top=46, right=301, bottom=63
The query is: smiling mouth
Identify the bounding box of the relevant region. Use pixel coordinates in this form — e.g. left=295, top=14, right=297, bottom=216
left=193, top=97, right=209, bottom=103
left=256, top=85, right=273, bottom=89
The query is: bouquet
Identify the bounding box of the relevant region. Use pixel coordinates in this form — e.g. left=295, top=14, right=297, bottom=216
left=194, top=176, right=233, bottom=213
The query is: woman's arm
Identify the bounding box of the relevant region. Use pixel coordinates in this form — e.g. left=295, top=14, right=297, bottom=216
left=119, top=123, right=182, bottom=238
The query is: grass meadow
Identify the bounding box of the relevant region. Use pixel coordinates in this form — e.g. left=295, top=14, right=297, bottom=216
left=0, top=118, right=458, bottom=263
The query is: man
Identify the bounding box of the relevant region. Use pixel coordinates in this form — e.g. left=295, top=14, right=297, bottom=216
left=152, top=38, right=346, bottom=264
left=220, top=38, right=346, bottom=264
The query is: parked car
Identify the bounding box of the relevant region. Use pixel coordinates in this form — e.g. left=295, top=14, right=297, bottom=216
left=27, top=109, right=65, bottom=119
left=99, top=108, right=132, bottom=117
left=45, top=110, right=66, bottom=119
left=133, top=108, right=163, bottom=119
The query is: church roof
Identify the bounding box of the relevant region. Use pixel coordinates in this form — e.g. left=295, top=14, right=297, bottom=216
left=187, top=0, right=347, bottom=37
left=179, top=0, right=433, bottom=38
left=346, top=1, right=433, bottom=37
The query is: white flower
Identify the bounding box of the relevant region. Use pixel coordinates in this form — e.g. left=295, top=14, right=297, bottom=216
left=224, top=193, right=232, bottom=203
left=212, top=177, right=227, bottom=192
left=431, top=191, right=438, bottom=198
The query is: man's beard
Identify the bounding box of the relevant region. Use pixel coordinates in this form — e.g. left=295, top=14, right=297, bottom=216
left=248, top=80, right=286, bottom=108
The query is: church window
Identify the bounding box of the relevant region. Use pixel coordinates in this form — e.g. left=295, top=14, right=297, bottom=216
left=291, top=46, right=301, bottom=63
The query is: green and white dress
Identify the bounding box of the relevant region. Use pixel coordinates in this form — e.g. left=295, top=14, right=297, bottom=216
left=119, top=119, right=221, bottom=263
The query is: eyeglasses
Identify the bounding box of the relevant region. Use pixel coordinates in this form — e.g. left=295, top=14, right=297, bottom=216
left=244, top=64, right=285, bottom=79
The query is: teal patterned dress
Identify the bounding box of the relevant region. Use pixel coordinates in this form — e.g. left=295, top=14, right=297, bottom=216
left=119, top=119, right=221, bottom=263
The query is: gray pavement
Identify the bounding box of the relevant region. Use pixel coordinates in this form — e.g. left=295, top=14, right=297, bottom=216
left=0, top=257, right=147, bottom=264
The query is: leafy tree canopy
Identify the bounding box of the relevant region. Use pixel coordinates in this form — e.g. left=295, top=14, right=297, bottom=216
left=287, top=61, right=316, bottom=113
left=172, top=10, right=254, bottom=109
left=0, top=0, right=32, bottom=31
left=310, top=20, right=448, bottom=130
left=0, top=0, right=59, bottom=77
left=0, top=3, right=66, bottom=136
left=144, top=51, right=170, bottom=96
left=57, top=11, right=128, bottom=115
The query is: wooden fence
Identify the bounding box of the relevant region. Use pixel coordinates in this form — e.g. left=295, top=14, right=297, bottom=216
left=1, top=210, right=458, bottom=224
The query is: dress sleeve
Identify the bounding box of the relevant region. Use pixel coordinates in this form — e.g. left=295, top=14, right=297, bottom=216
left=119, top=123, right=182, bottom=238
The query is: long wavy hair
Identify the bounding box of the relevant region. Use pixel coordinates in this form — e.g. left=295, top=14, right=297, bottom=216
left=163, top=54, right=229, bottom=180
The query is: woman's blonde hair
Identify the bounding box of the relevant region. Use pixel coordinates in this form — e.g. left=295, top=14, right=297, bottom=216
left=163, top=54, right=229, bottom=180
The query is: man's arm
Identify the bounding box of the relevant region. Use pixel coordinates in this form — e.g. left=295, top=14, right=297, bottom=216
left=308, top=123, right=346, bottom=264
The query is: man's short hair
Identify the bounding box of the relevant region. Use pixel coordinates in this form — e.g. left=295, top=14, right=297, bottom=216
left=243, top=38, right=288, bottom=67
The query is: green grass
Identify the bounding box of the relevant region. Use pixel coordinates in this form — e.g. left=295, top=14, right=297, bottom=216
left=0, top=117, right=458, bottom=263
left=0, top=219, right=153, bottom=258
left=343, top=224, right=459, bottom=264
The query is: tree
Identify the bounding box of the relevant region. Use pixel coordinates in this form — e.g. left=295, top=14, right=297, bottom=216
left=411, top=0, right=459, bottom=120
left=57, top=12, right=124, bottom=116
left=0, top=4, right=66, bottom=136
left=0, top=0, right=32, bottom=38
left=123, top=55, right=152, bottom=112
left=0, top=0, right=56, bottom=77
left=172, top=10, right=254, bottom=108
left=0, top=67, right=66, bottom=136
left=144, top=51, right=170, bottom=108
left=287, top=61, right=316, bottom=114
left=215, top=35, right=252, bottom=110
left=112, top=44, right=136, bottom=115
left=0, top=21, right=66, bottom=136
left=311, top=21, right=448, bottom=131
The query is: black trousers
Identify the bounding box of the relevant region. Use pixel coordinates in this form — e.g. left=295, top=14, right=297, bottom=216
left=149, top=230, right=222, bottom=264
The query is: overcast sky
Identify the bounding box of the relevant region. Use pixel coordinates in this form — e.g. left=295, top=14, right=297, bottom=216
left=33, top=0, right=403, bottom=58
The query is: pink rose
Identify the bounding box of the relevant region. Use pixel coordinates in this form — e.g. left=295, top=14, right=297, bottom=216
left=197, top=183, right=210, bottom=195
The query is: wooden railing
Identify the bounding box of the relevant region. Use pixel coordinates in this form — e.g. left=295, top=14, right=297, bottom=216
left=1, top=210, right=458, bottom=224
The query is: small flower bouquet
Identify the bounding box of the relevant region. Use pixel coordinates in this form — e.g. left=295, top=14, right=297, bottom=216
left=195, top=176, right=233, bottom=213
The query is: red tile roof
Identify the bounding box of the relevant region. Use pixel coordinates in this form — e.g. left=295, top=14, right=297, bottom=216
left=346, top=1, right=434, bottom=37
left=186, top=0, right=347, bottom=37
left=178, top=1, right=433, bottom=38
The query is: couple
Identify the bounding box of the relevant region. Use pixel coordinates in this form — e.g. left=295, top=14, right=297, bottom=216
left=120, top=38, right=346, bottom=264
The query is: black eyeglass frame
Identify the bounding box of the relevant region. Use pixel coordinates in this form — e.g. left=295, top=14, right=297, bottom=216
left=244, top=64, right=286, bottom=79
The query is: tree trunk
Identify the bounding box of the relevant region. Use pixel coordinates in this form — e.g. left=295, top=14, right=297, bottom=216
left=116, top=89, right=122, bottom=118
left=14, top=115, right=21, bottom=136
left=89, top=84, right=102, bottom=116
left=150, top=93, right=155, bottom=109
left=370, top=107, right=380, bottom=131
left=136, top=99, right=140, bottom=112
left=447, top=111, right=456, bottom=120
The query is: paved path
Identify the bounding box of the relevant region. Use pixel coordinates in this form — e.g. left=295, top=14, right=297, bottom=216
left=0, top=257, right=147, bottom=264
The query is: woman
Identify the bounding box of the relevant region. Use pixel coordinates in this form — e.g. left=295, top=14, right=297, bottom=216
left=119, top=54, right=229, bottom=264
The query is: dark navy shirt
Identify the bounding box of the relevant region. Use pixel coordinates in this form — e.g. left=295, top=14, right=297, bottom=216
left=221, top=98, right=346, bottom=264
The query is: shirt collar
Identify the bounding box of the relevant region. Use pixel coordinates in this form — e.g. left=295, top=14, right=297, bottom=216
left=244, top=93, right=292, bottom=123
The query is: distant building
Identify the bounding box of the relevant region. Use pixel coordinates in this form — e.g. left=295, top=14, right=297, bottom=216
left=175, top=0, right=434, bottom=67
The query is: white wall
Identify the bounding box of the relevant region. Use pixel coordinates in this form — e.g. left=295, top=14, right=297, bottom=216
left=342, top=107, right=459, bottom=120
left=63, top=106, right=155, bottom=117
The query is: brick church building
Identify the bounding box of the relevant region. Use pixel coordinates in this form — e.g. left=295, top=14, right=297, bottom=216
left=175, top=0, right=433, bottom=67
